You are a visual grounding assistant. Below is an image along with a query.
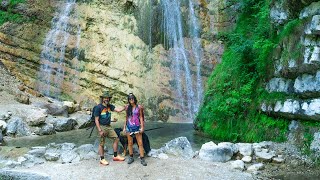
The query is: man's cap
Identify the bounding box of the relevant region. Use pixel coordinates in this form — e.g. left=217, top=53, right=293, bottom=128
left=100, top=91, right=112, bottom=98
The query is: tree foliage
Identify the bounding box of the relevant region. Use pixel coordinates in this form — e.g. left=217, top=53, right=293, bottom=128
left=0, top=0, right=26, bottom=25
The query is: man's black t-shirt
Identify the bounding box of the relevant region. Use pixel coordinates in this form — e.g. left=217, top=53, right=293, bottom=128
left=93, top=103, right=115, bottom=125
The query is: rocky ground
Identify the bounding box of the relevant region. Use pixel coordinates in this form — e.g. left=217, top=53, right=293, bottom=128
left=1, top=65, right=320, bottom=180
left=2, top=156, right=254, bottom=180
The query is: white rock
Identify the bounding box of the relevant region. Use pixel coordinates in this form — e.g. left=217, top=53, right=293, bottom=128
left=158, top=153, right=169, bottom=160
left=272, top=157, right=285, bottom=163
left=218, top=142, right=238, bottom=154
left=0, top=120, right=7, bottom=130
left=199, top=141, right=233, bottom=162
left=247, top=163, right=264, bottom=172
left=231, top=160, right=245, bottom=171
left=242, top=156, right=252, bottom=163
left=236, top=143, right=253, bottom=156
left=255, top=149, right=276, bottom=162
left=310, top=132, right=320, bottom=156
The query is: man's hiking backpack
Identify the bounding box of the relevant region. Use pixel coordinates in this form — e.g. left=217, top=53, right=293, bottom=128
left=90, top=105, right=98, bottom=123
left=87, top=105, right=98, bottom=138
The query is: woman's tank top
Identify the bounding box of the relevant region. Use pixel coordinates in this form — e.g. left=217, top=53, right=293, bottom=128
left=127, top=105, right=141, bottom=132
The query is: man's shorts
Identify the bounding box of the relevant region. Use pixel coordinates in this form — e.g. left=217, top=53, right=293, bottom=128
left=98, top=125, right=118, bottom=146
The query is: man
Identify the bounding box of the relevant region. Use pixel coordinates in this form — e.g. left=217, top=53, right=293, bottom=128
left=94, top=91, right=125, bottom=166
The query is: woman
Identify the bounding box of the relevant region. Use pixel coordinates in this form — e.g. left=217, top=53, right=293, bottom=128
left=123, top=93, right=147, bottom=166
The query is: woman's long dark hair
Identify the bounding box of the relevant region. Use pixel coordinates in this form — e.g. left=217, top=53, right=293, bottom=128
left=126, top=93, right=137, bottom=117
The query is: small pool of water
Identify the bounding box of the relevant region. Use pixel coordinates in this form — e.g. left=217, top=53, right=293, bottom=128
left=6, top=122, right=212, bottom=150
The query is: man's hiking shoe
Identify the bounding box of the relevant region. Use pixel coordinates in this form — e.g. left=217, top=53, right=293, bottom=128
left=100, top=159, right=109, bottom=166
left=141, top=158, right=147, bottom=166
left=127, top=157, right=134, bottom=164
left=113, top=155, right=125, bottom=161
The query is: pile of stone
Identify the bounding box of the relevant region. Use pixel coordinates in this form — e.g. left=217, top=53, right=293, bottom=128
left=198, top=141, right=291, bottom=172
left=1, top=142, right=97, bottom=169
left=0, top=100, right=91, bottom=140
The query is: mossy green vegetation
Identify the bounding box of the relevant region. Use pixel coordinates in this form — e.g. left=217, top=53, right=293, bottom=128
left=300, top=121, right=320, bottom=156
left=195, top=0, right=308, bottom=142
left=0, top=0, right=26, bottom=25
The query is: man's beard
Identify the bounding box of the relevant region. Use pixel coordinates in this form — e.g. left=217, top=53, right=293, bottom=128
left=104, top=100, right=109, bottom=104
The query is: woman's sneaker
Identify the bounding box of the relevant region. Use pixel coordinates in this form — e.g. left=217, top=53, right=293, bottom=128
left=127, top=157, right=134, bottom=164
left=140, top=158, right=147, bottom=166
left=100, top=159, right=109, bottom=166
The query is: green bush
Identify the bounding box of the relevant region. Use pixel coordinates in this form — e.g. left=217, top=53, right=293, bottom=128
left=0, top=0, right=26, bottom=25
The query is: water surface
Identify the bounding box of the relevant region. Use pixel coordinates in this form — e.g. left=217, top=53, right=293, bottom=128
left=6, top=122, right=212, bottom=150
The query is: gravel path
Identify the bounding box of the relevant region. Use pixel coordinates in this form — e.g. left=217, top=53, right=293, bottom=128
left=13, top=156, right=253, bottom=180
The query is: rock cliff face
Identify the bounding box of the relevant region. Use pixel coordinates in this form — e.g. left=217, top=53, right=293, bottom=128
left=0, top=0, right=227, bottom=122
left=263, top=1, right=320, bottom=121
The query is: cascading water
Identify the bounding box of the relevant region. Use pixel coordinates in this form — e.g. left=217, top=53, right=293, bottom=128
left=188, top=0, right=203, bottom=113
left=160, top=0, right=203, bottom=120
left=37, top=0, right=81, bottom=98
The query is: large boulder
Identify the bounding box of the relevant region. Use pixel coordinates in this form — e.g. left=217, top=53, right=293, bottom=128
left=6, top=117, right=31, bottom=137
left=37, top=123, right=55, bottom=135
left=199, top=141, right=233, bottom=162
left=53, top=117, right=77, bottom=132
left=158, top=137, right=194, bottom=159
left=25, top=108, right=47, bottom=126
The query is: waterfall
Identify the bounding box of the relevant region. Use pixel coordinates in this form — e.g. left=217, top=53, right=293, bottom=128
left=160, top=0, right=203, bottom=120
left=188, top=0, right=203, bottom=113
left=37, top=0, right=81, bottom=98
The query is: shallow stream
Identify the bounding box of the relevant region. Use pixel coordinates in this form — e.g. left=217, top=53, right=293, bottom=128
left=5, top=122, right=212, bottom=150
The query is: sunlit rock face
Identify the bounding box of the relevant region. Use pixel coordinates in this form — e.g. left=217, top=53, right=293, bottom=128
left=0, top=0, right=225, bottom=122
left=264, top=1, right=320, bottom=121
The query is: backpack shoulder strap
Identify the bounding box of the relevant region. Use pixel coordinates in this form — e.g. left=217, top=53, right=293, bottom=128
left=138, top=104, right=145, bottom=121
